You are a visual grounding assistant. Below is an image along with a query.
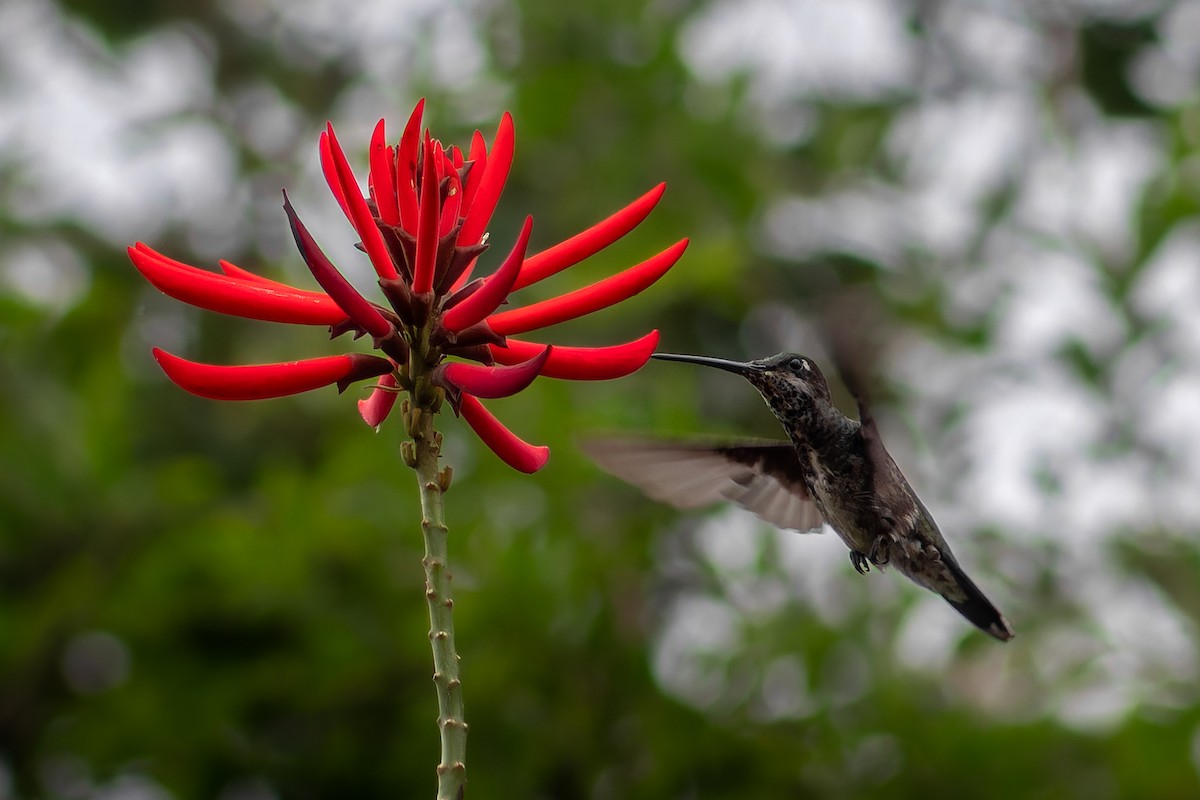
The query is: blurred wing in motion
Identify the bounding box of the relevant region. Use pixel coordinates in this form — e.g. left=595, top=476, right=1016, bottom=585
left=584, top=438, right=825, bottom=533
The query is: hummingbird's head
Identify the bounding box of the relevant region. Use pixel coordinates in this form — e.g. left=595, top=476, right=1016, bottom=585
left=744, top=352, right=833, bottom=406
left=651, top=351, right=834, bottom=410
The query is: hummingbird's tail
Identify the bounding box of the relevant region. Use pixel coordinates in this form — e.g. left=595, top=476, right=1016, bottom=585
left=940, top=557, right=1014, bottom=641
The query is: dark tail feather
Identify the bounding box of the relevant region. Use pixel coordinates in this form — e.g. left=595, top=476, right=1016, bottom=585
left=940, top=558, right=1014, bottom=641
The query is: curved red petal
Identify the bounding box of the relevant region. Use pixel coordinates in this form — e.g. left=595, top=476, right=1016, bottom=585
left=283, top=193, right=393, bottom=338
left=217, top=259, right=279, bottom=285
left=369, top=119, right=400, bottom=226
left=487, top=239, right=688, bottom=336
left=441, top=216, right=532, bottom=332
left=459, top=394, right=550, bottom=474
left=458, top=112, right=514, bottom=247
left=488, top=330, right=659, bottom=380
left=358, top=373, right=400, bottom=427
left=439, top=346, right=550, bottom=399
left=396, top=99, right=425, bottom=232
left=129, top=244, right=347, bottom=325
left=460, top=129, right=487, bottom=217
left=153, top=349, right=391, bottom=401
left=513, top=183, right=666, bottom=291
left=412, top=134, right=441, bottom=294
left=319, top=131, right=352, bottom=222
left=324, top=124, right=399, bottom=281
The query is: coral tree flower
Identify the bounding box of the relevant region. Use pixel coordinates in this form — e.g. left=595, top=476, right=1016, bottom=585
left=130, top=101, right=687, bottom=472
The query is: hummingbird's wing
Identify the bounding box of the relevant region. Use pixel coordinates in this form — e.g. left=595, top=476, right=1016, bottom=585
left=583, top=438, right=825, bottom=533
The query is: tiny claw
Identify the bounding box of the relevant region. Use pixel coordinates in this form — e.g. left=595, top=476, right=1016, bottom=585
left=401, top=440, right=417, bottom=468
left=850, top=551, right=871, bottom=575
left=868, top=537, right=890, bottom=567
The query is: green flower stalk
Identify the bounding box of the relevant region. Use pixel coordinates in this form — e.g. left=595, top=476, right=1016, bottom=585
left=130, top=100, right=685, bottom=798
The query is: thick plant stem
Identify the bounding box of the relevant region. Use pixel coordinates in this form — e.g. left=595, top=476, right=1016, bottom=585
left=411, top=399, right=467, bottom=800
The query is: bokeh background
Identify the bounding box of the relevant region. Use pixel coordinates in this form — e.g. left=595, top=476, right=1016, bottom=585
left=4, top=0, right=1200, bottom=797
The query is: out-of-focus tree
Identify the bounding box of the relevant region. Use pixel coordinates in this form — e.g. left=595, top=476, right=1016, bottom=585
left=3, top=0, right=1200, bottom=797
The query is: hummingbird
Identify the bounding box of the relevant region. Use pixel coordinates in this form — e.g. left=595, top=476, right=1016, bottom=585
left=586, top=351, right=1014, bottom=641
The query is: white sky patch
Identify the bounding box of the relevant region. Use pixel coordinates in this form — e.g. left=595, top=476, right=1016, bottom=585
left=893, top=595, right=967, bottom=672
left=888, top=91, right=1039, bottom=201
left=678, top=0, right=915, bottom=102
left=0, top=0, right=235, bottom=244
left=1132, top=222, right=1200, bottom=362
left=993, top=246, right=1127, bottom=358
left=761, top=182, right=914, bottom=265
left=960, top=371, right=1107, bottom=537
left=1015, top=121, right=1164, bottom=260
left=1131, top=2, right=1200, bottom=107
left=887, top=90, right=1041, bottom=254
left=219, top=0, right=490, bottom=92
left=651, top=592, right=744, bottom=709
left=0, top=238, right=90, bottom=316
left=229, top=82, right=308, bottom=160
left=773, top=523, right=861, bottom=628
left=935, top=3, right=1056, bottom=87
left=753, top=655, right=813, bottom=720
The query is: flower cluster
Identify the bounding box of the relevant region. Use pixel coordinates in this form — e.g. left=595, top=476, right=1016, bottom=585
left=131, top=101, right=686, bottom=472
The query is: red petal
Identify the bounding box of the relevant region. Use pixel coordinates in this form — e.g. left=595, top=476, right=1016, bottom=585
left=438, top=346, right=550, bottom=398
left=459, top=394, right=550, bottom=473
left=488, top=239, right=688, bottom=335
left=489, top=330, right=659, bottom=380
left=440, top=168, right=462, bottom=238
left=319, top=131, right=352, bottom=222
left=358, top=372, right=400, bottom=427
left=441, top=216, right=532, bottom=332
left=129, top=244, right=347, bottom=325
left=324, top=124, right=399, bottom=281
left=218, top=259, right=279, bottom=285
left=412, top=133, right=441, bottom=294
left=513, top=183, right=666, bottom=291
left=283, top=192, right=393, bottom=339
left=396, top=99, right=425, bottom=232
left=458, top=112, right=514, bottom=247
left=153, top=349, right=391, bottom=400
left=369, top=119, right=400, bottom=226
left=460, top=129, right=487, bottom=215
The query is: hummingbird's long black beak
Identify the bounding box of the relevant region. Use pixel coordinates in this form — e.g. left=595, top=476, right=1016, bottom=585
left=651, top=352, right=760, bottom=375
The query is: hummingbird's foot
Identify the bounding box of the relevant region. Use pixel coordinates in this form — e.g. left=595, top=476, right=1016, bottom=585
left=868, top=537, right=890, bottom=567
left=849, top=551, right=871, bottom=575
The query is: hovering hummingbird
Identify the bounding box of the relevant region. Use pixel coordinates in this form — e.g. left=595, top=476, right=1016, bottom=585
left=586, top=352, right=1014, bottom=641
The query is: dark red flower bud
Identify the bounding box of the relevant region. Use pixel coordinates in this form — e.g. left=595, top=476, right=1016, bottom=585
left=282, top=192, right=394, bottom=342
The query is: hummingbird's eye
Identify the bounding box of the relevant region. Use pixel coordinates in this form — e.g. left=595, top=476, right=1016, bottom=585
left=788, top=357, right=807, bottom=373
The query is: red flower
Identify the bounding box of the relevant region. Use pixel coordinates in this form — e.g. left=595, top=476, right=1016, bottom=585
left=131, top=101, right=685, bottom=472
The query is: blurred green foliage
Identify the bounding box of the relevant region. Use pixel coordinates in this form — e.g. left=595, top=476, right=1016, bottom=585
left=3, top=1, right=1200, bottom=798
